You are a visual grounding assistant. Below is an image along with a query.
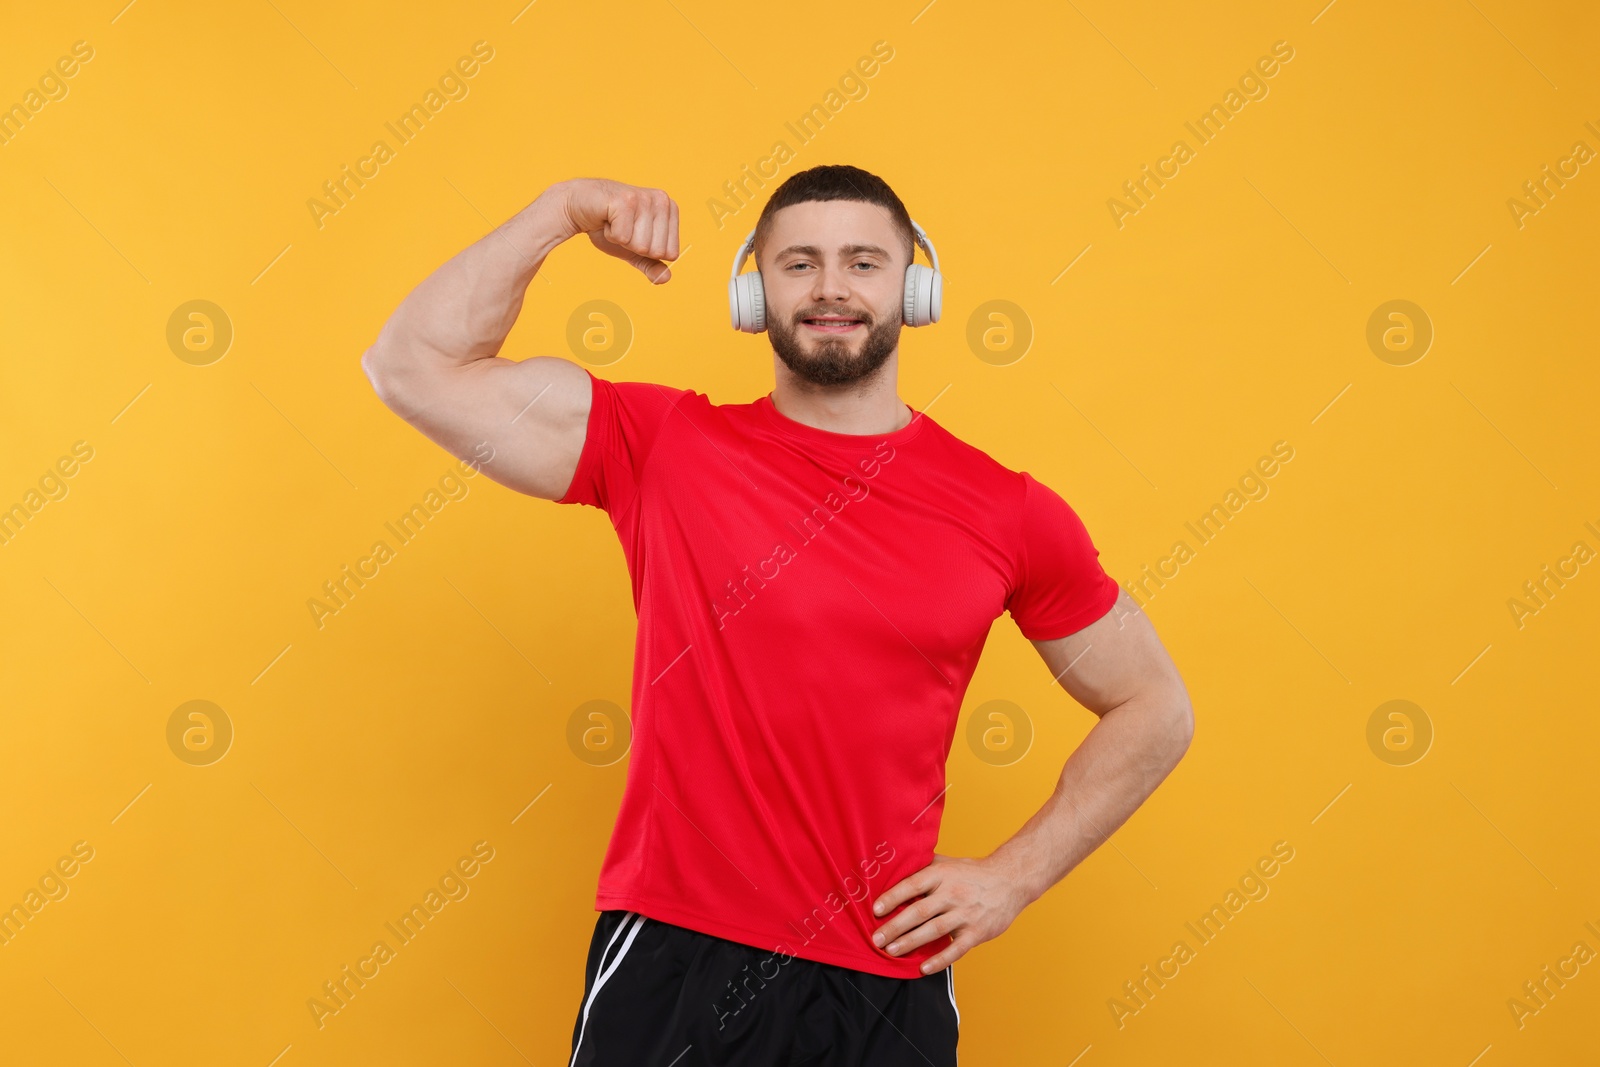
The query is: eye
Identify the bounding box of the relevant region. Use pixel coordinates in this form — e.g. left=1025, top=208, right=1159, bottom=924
left=785, top=261, right=880, bottom=273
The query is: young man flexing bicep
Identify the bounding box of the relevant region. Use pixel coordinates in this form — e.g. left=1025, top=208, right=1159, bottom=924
left=359, top=178, right=681, bottom=500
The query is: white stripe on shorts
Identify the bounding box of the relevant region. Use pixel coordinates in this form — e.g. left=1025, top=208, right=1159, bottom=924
left=947, top=967, right=961, bottom=1064
left=569, top=912, right=647, bottom=1067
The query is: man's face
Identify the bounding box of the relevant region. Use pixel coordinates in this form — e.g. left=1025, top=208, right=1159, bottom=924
left=757, top=200, right=910, bottom=388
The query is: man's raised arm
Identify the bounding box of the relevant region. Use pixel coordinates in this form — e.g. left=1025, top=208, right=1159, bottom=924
left=359, top=177, right=680, bottom=499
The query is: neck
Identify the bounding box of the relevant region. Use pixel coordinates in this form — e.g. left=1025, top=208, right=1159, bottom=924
left=769, top=354, right=911, bottom=435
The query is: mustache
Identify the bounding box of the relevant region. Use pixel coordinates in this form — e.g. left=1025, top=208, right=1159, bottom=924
left=795, top=309, right=872, bottom=322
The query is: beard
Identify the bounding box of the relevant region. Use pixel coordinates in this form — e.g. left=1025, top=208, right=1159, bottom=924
left=768, top=305, right=900, bottom=388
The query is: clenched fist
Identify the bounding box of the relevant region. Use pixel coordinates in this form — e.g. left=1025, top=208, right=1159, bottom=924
left=549, top=178, right=680, bottom=284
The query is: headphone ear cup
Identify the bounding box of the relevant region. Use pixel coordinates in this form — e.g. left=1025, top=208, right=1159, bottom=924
left=903, top=264, right=941, bottom=328
left=729, top=272, right=767, bottom=333
left=748, top=273, right=765, bottom=333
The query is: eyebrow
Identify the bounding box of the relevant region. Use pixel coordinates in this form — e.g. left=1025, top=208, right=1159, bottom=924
left=773, top=243, right=894, bottom=261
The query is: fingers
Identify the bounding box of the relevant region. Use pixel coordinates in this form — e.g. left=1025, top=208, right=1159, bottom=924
left=917, top=932, right=974, bottom=974
left=873, top=867, right=939, bottom=919
left=628, top=255, right=669, bottom=284
left=873, top=893, right=944, bottom=948
left=585, top=231, right=666, bottom=282
left=643, top=189, right=678, bottom=273
left=641, top=257, right=671, bottom=284
left=639, top=194, right=671, bottom=282
left=882, top=910, right=957, bottom=957
left=598, top=185, right=677, bottom=283
left=626, top=196, right=657, bottom=258
left=605, top=188, right=664, bottom=259
left=648, top=196, right=672, bottom=262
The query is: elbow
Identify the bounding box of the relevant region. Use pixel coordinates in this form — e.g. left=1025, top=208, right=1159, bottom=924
left=360, top=344, right=392, bottom=393
left=361, top=346, right=391, bottom=404
left=1170, top=687, right=1195, bottom=759
left=363, top=342, right=403, bottom=391
left=361, top=345, right=410, bottom=414
left=360, top=347, right=376, bottom=382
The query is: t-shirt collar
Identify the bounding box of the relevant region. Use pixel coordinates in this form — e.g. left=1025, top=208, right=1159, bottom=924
left=757, top=393, right=927, bottom=449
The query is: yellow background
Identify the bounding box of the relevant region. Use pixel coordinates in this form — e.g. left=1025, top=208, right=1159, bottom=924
left=2, top=0, right=1597, bottom=1063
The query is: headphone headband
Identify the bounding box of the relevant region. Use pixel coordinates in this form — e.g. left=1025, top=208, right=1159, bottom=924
left=909, top=220, right=940, bottom=274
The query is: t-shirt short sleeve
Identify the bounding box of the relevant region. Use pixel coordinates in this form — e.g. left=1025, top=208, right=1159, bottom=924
left=554, top=368, right=690, bottom=517
left=1004, top=472, right=1122, bottom=641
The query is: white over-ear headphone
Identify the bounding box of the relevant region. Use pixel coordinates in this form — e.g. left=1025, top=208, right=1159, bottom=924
left=728, top=219, right=944, bottom=333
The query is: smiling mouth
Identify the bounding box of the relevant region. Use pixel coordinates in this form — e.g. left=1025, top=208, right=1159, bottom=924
left=802, top=317, right=864, bottom=332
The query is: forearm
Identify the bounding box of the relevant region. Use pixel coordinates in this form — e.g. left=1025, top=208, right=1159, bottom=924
left=364, top=187, right=574, bottom=391
left=989, top=686, right=1192, bottom=905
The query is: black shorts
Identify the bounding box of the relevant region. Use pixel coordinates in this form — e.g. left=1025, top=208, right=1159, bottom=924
left=568, top=909, right=960, bottom=1066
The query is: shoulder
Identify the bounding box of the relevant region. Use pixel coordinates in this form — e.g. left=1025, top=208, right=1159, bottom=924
left=921, top=418, right=1034, bottom=499
left=582, top=375, right=707, bottom=430
left=602, top=375, right=698, bottom=406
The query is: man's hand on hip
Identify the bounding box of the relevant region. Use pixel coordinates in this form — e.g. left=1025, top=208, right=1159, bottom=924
left=870, top=852, right=1033, bottom=974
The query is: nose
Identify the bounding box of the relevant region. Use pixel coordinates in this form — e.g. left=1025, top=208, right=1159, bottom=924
left=809, top=261, right=854, bottom=304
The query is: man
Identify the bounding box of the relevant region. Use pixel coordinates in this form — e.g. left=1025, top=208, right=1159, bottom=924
left=362, top=165, right=1193, bottom=1065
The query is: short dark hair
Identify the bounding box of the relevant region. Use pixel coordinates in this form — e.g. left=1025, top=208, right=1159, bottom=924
left=752, top=164, right=916, bottom=269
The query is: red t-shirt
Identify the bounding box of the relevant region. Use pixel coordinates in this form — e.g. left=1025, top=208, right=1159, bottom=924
left=554, top=368, right=1120, bottom=977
